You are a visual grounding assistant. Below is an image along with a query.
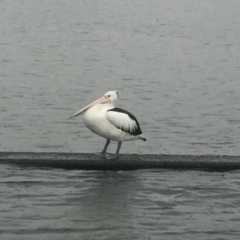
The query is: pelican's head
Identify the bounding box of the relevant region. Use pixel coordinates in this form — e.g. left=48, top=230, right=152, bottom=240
left=104, top=90, right=119, bottom=105
left=70, top=90, right=120, bottom=119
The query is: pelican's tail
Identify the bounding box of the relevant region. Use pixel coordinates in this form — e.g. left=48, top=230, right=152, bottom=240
left=138, top=134, right=146, bottom=141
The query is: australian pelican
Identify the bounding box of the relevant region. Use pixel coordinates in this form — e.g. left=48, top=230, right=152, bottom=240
left=70, top=90, right=146, bottom=157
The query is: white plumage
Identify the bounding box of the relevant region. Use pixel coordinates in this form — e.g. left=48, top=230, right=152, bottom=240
left=70, top=90, right=146, bottom=157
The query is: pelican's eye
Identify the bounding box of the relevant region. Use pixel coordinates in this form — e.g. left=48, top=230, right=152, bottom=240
left=107, top=95, right=110, bottom=98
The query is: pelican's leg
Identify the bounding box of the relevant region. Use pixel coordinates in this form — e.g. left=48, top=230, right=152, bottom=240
left=101, top=139, right=110, bottom=155
left=94, top=139, right=110, bottom=157
left=115, top=141, right=122, bottom=156
left=105, top=141, right=122, bottom=159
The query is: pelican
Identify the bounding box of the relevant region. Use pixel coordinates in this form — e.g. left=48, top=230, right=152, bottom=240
left=70, top=90, right=146, bottom=158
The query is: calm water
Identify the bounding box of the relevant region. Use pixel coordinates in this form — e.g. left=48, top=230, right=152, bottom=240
left=0, top=166, right=240, bottom=240
left=1, top=0, right=240, bottom=239
left=1, top=0, right=240, bottom=155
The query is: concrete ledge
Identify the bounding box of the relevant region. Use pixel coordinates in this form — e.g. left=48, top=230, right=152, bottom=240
left=0, top=152, right=240, bottom=171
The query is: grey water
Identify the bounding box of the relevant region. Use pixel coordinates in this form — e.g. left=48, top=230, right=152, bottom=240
left=1, top=166, right=240, bottom=240
left=1, top=0, right=240, bottom=239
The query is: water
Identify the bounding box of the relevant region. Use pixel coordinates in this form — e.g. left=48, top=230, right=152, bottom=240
left=0, top=166, right=239, bottom=240
left=1, top=0, right=240, bottom=155
left=1, top=0, right=240, bottom=239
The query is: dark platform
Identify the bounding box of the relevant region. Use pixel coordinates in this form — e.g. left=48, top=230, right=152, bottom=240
left=0, top=152, right=240, bottom=171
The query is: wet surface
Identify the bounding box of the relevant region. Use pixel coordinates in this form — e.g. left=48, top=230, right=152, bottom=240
left=0, top=152, right=240, bottom=171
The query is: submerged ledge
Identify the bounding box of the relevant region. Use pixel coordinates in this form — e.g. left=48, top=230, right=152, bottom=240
left=0, top=152, right=240, bottom=171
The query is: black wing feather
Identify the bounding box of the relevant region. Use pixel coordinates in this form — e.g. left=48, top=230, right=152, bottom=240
left=107, top=107, right=142, bottom=135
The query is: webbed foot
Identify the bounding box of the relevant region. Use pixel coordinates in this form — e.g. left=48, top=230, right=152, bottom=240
left=94, top=152, right=106, bottom=157
left=105, top=153, right=119, bottom=160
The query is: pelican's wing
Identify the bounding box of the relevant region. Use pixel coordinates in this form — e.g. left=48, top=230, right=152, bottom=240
left=106, top=108, right=142, bottom=135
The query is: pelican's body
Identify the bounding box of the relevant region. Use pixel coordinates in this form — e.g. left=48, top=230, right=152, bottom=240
left=83, top=104, right=126, bottom=141
left=70, top=90, right=146, bottom=157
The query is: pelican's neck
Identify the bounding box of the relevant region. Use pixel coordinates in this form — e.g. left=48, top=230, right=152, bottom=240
left=103, top=103, right=114, bottom=108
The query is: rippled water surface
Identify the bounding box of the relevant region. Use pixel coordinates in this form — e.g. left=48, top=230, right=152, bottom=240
left=1, top=0, right=240, bottom=239
left=0, top=166, right=240, bottom=240
left=1, top=0, right=240, bottom=155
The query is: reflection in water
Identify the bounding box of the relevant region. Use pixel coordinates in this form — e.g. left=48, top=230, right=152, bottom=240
left=1, top=166, right=240, bottom=239
left=65, top=171, right=138, bottom=236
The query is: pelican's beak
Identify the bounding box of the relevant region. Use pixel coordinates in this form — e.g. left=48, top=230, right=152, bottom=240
left=70, top=96, right=109, bottom=119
